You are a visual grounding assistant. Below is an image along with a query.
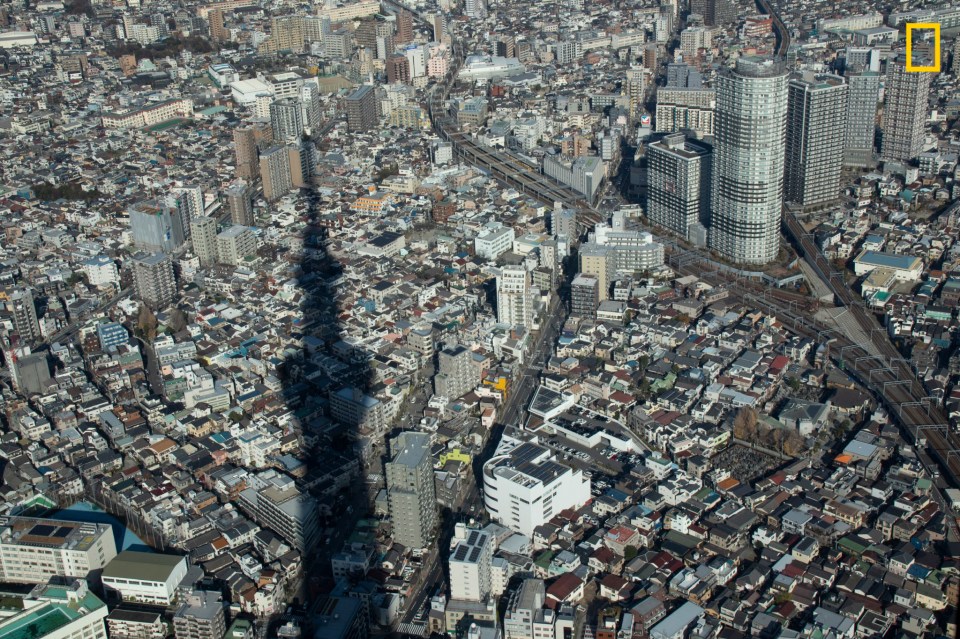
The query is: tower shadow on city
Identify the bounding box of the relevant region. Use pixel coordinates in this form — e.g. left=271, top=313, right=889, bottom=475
left=271, top=178, right=457, bottom=639
left=271, top=182, right=377, bottom=608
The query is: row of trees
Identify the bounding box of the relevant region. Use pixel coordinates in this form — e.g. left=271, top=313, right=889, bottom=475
left=32, top=182, right=102, bottom=202
left=106, top=35, right=215, bottom=61
left=732, top=407, right=806, bottom=457
left=136, top=306, right=189, bottom=341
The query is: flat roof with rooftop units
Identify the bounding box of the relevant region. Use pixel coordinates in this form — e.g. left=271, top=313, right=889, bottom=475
left=0, top=517, right=111, bottom=553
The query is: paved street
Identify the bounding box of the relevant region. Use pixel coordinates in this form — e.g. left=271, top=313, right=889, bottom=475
left=398, top=292, right=566, bottom=628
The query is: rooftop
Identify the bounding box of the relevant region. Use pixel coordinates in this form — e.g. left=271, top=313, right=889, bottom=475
left=102, top=551, right=186, bottom=582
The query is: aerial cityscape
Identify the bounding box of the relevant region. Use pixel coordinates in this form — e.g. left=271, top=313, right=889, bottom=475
left=0, top=0, right=959, bottom=638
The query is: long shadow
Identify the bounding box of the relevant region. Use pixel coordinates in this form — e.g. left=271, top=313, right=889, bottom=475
left=272, top=182, right=377, bottom=610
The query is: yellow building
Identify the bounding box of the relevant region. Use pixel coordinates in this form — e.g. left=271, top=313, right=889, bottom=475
left=439, top=448, right=471, bottom=467
left=352, top=191, right=394, bottom=214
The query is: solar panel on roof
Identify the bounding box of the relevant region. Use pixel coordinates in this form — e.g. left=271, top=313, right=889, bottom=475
left=52, top=527, right=72, bottom=538
left=453, top=546, right=469, bottom=561
left=30, top=524, right=56, bottom=537
left=468, top=546, right=482, bottom=563
left=467, top=531, right=479, bottom=546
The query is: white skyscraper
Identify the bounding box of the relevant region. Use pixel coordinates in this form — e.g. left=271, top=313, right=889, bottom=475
left=496, top=265, right=533, bottom=328
left=843, top=68, right=881, bottom=167
left=785, top=73, right=847, bottom=208
left=709, top=56, right=788, bottom=265
left=647, top=133, right=712, bottom=240
left=881, top=54, right=931, bottom=162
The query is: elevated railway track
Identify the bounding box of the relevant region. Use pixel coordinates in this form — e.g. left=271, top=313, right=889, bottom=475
left=412, top=1, right=960, bottom=520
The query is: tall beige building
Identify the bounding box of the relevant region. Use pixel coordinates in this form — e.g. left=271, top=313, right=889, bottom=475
left=225, top=182, right=254, bottom=226
left=132, top=253, right=177, bottom=309
left=216, top=225, right=257, bottom=266
left=386, top=432, right=438, bottom=549
left=579, top=244, right=616, bottom=301
left=287, top=142, right=314, bottom=188
left=259, top=145, right=293, bottom=202
left=233, top=127, right=259, bottom=180
left=262, top=16, right=304, bottom=53
left=208, top=8, right=227, bottom=42
left=190, top=216, right=218, bottom=266
left=625, top=67, right=647, bottom=120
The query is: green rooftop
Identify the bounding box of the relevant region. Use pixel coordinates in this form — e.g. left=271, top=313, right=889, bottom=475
left=146, top=118, right=184, bottom=132
left=0, top=587, right=105, bottom=639
left=4, top=604, right=74, bottom=639
left=227, top=618, right=253, bottom=638
left=534, top=550, right=555, bottom=569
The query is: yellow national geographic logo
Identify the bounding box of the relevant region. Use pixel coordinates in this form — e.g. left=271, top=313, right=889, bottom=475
left=905, top=22, right=941, bottom=72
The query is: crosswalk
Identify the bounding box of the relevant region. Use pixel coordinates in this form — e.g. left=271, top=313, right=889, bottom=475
left=397, top=622, right=428, bottom=637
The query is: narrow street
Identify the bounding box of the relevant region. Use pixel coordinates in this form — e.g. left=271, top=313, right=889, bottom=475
left=397, top=292, right=567, bottom=631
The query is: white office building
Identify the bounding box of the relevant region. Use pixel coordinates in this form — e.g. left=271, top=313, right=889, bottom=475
left=475, top=223, right=516, bottom=260
left=0, top=517, right=117, bottom=584
left=590, top=223, right=665, bottom=271
left=458, top=55, right=525, bottom=81
left=482, top=436, right=590, bottom=537
left=82, top=255, right=120, bottom=287
left=543, top=155, right=605, bottom=204
left=101, top=551, right=188, bottom=605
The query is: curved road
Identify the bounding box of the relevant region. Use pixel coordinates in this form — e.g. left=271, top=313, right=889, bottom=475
left=756, top=0, right=790, bottom=57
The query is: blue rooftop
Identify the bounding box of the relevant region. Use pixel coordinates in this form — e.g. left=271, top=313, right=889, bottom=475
left=855, top=251, right=919, bottom=270
left=53, top=502, right=152, bottom=553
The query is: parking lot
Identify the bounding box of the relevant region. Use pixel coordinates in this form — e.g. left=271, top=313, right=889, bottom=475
left=540, top=433, right=625, bottom=477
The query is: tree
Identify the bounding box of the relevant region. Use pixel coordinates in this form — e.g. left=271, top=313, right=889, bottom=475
left=167, top=308, right=188, bottom=332
left=783, top=431, right=805, bottom=456
left=732, top=407, right=758, bottom=441
left=137, top=305, right=158, bottom=342
left=766, top=427, right=785, bottom=451
left=624, top=545, right=638, bottom=561
left=32, top=181, right=102, bottom=202
left=756, top=422, right=771, bottom=446
left=65, top=0, right=95, bottom=17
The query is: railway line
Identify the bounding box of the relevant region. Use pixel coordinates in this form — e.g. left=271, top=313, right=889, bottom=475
left=415, top=0, right=960, bottom=514
left=426, top=41, right=605, bottom=231
left=755, top=0, right=790, bottom=57
left=783, top=212, right=960, bottom=515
